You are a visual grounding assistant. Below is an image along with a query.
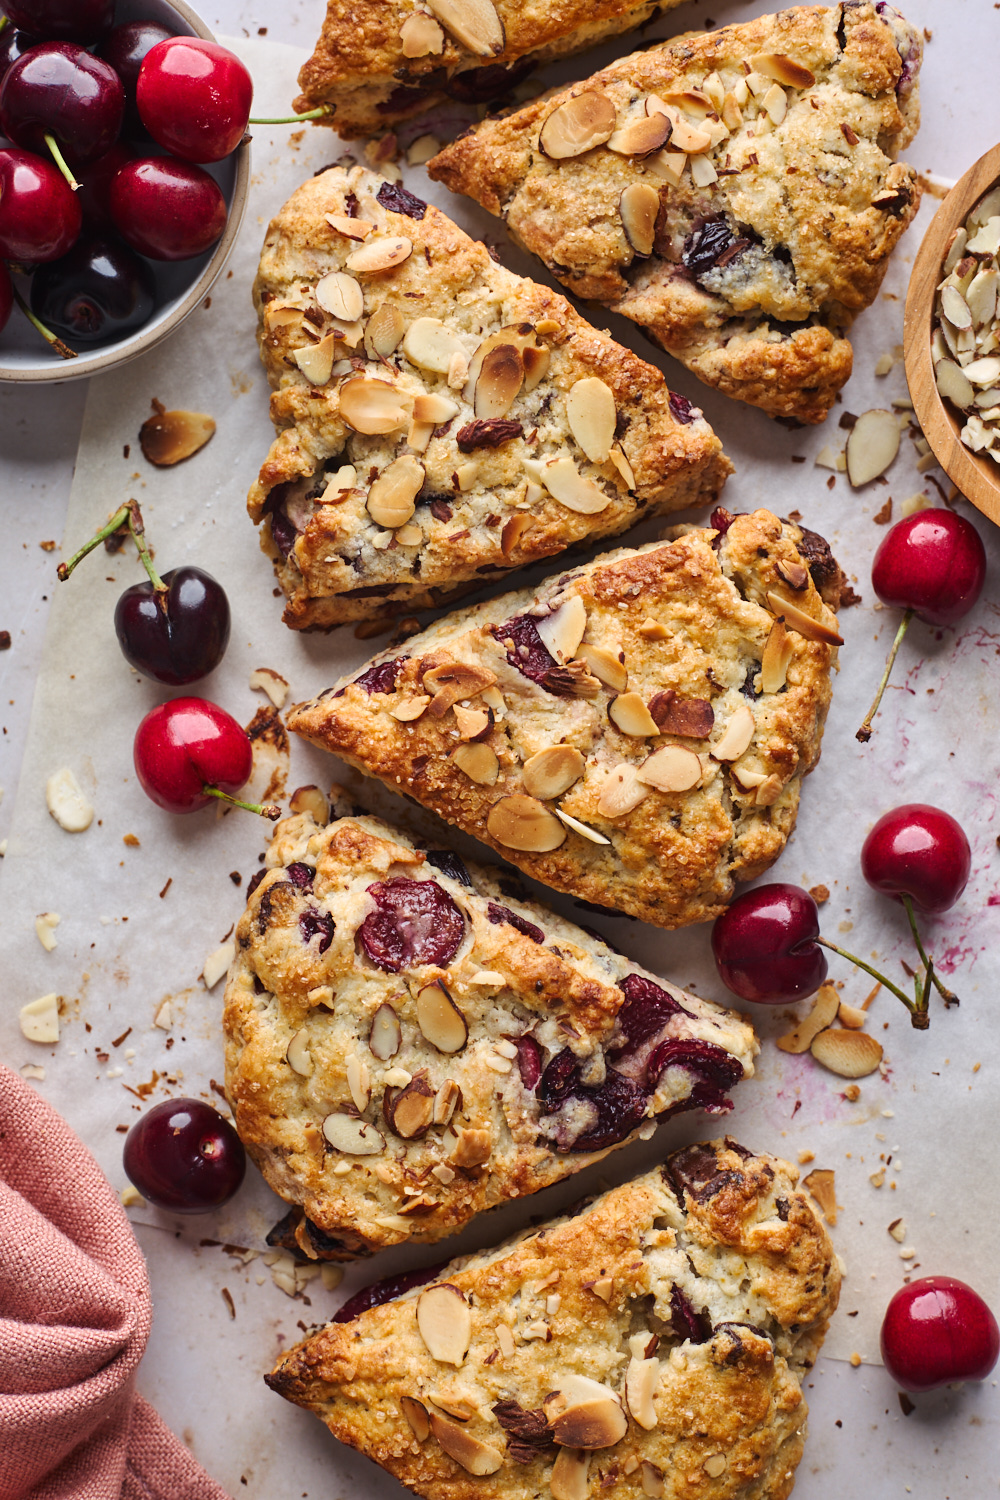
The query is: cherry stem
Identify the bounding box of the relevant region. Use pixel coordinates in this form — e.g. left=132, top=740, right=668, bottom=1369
left=8, top=275, right=77, bottom=360
left=202, top=786, right=281, bottom=821
left=125, top=500, right=167, bottom=596
left=43, top=132, right=80, bottom=192
left=856, top=609, right=913, bottom=743
left=815, top=935, right=929, bottom=1028
left=901, top=894, right=958, bottom=1006
left=0, top=15, right=8, bottom=33
left=247, top=105, right=333, bottom=124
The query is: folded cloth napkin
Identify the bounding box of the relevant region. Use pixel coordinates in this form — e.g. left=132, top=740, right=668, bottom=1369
left=0, top=1062, right=232, bottom=1500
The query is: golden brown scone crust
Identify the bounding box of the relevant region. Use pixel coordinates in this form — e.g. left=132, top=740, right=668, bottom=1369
left=251, top=164, right=731, bottom=631
left=224, top=807, right=757, bottom=1257
left=267, top=1140, right=841, bottom=1500
left=295, top=0, right=689, bottom=137
left=288, top=512, right=840, bottom=928
left=429, top=3, right=923, bottom=423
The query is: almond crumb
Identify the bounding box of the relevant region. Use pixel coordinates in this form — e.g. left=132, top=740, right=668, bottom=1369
left=849, top=1352, right=862, bottom=1368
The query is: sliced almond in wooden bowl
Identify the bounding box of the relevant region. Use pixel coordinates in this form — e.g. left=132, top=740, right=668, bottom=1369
left=417, top=1284, right=472, bottom=1365
left=539, top=92, right=617, bottom=159
left=487, top=795, right=567, bottom=851
left=810, top=1027, right=883, bottom=1078
left=416, top=982, right=468, bottom=1053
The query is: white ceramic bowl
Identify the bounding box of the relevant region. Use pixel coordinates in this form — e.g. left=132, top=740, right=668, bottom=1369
left=0, top=0, right=250, bottom=383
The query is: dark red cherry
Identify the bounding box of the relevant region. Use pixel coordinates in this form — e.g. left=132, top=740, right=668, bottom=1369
left=861, top=804, right=971, bottom=915
left=881, top=1277, right=1000, bottom=1393
left=30, top=232, right=154, bottom=343
left=98, top=20, right=173, bottom=119
left=115, top=567, right=231, bottom=685
left=137, top=37, right=252, bottom=163
left=76, top=141, right=133, bottom=231
left=711, top=883, right=827, bottom=1004
left=872, top=510, right=987, bottom=626
left=357, top=878, right=465, bottom=971
left=123, top=1097, right=246, bottom=1213
left=0, top=26, right=40, bottom=89
left=0, top=0, right=114, bottom=45
left=133, top=696, right=252, bottom=814
left=0, top=260, right=11, bottom=334
left=0, top=146, right=81, bottom=261
left=109, top=155, right=227, bottom=261
left=0, top=43, right=124, bottom=167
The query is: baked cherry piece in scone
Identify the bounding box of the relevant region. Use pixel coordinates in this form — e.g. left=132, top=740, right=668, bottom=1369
left=289, top=511, right=843, bottom=929
left=223, top=807, right=757, bottom=1258
left=294, top=0, right=693, bottom=137
left=249, top=165, right=731, bottom=630
left=266, top=1140, right=840, bottom=1500
left=429, top=3, right=923, bottom=424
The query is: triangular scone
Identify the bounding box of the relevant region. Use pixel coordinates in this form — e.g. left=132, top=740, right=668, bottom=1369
left=289, top=510, right=842, bottom=928
left=294, top=0, right=693, bottom=137
left=250, top=165, right=731, bottom=630
left=266, top=1140, right=840, bottom=1500
left=429, top=3, right=923, bottom=423
left=224, top=808, right=757, bottom=1258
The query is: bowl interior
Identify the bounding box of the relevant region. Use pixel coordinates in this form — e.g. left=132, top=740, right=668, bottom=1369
left=0, top=0, right=249, bottom=384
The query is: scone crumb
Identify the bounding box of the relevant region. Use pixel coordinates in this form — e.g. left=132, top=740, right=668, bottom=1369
left=869, top=1168, right=886, bottom=1189
left=797, top=1150, right=815, bottom=1164
left=804, top=1168, right=837, bottom=1224
left=808, top=884, right=830, bottom=904
left=850, top=1352, right=862, bottom=1368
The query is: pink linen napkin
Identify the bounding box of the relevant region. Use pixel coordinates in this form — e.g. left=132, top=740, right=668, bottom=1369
left=0, top=1062, right=232, bottom=1500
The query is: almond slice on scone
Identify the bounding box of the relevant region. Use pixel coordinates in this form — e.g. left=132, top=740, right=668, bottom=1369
left=428, top=3, right=923, bottom=423
left=250, top=165, right=731, bottom=629
left=288, top=509, right=843, bottom=928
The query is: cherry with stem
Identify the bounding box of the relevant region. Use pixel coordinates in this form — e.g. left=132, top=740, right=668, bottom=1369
left=7, top=271, right=77, bottom=359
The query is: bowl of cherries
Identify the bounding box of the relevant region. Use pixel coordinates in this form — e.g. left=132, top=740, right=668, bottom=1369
left=0, top=0, right=253, bottom=381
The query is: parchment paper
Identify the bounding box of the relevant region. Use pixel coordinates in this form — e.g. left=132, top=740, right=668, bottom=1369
left=2, top=13, right=1000, bottom=1496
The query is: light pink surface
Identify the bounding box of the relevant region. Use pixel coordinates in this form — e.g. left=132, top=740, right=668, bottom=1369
left=0, top=1063, right=230, bottom=1500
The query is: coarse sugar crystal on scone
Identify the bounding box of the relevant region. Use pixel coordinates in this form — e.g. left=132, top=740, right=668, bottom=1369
left=249, top=164, right=731, bottom=630
left=428, top=3, right=923, bottom=424
left=266, top=1139, right=840, bottom=1500
left=222, top=805, right=757, bottom=1258
left=288, top=511, right=844, bottom=929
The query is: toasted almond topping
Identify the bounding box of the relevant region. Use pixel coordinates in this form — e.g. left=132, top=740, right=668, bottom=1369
left=383, top=1066, right=413, bottom=1088
left=369, top=1001, right=402, bottom=1060
left=416, top=982, right=468, bottom=1053
left=810, top=1028, right=883, bottom=1078
left=555, top=809, right=610, bottom=845
left=590, top=1277, right=614, bottom=1303
left=750, top=51, right=815, bottom=87
left=426, top=0, right=504, bottom=56
left=316, top=271, right=364, bottom=323
left=424, top=660, right=498, bottom=716
left=390, top=695, right=431, bottom=722
left=539, top=91, right=617, bottom=159
left=703, top=1455, right=727, bottom=1479
left=625, top=1357, right=659, bottom=1430
left=523, top=343, right=550, bottom=390
left=712, top=703, right=755, bottom=761
left=644, top=98, right=711, bottom=153
left=523, top=745, right=586, bottom=800
left=765, top=592, right=844, bottom=646
left=475, top=343, right=523, bottom=419
left=19, top=993, right=59, bottom=1045
left=597, top=763, right=649, bottom=818
left=574, top=642, right=627, bottom=691
left=322, top=1113, right=385, bottom=1154
left=608, top=444, right=635, bottom=489
left=340, top=376, right=410, bottom=434
left=845, top=408, right=901, bottom=487
left=690, top=155, right=717, bottom=187
left=523, top=456, right=610, bottom=513
left=286, top=1028, right=314, bottom=1076
left=732, top=765, right=767, bottom=790
left=327, top=211, right=374, bottom=240
left=658, top=87, right=714, bottom=117
left=395, top=522, right=423, bottom=547
left=400, top=11, right=445, bottom=55
left=386, top=1075, right=436, bottom=1137
left=641, top=1462, right=665, bottom=1499
left=428, top=1412, right=503, bottom=1474
left=401, top=1396, right=431, bottom=1441
left=139, top=402, right=216, bottom=465
left=646, top=148, right=686, bottom=187
left=776, top=558, right=809, bottom=591
left=804, top=1167, right=837, bottom=1223
left=453, top=704, right=490, bottom=739
left=403, top=316, right=468, bottom=374
left=761, top=82, right=788, bottom=124
left=619, top=182, right=659, bottom=258
left=264, top=305, right=304, bottom=331
left=538, top=595, right=588, bottom=662
left=433, top=1078, right=462, bottom=1126
left=566, top=378, right=616, bottom=464
left=363, top=302, right=406, bottom=360
left=608, top=112, right=671, bottom=157
left=449, top=1125, right=492, bottom=1166
left=760, top=618, right=794, bottom=694
left=551, top=1448, right=591, bottom=1500
left=721, top=92, right=743, bottom=130
left=367, top=454, right=425, bottom=528
left=413, top=391, right=460, bottom=424
left=552, top=1398, right=627, bottom=1450
left=647, top=691, right=714, bottom=737
left=487, top=795, right=566, bottom=852
left=636, top=745, right=702, bottom=793
left=754, top=773, right=784, bottom=806
left=292, top=333, right=336, bottom=386
left=623, top=1455, right=640, bottom=1477
left=347, top=236, right=413, bottom=274
left=451, top=742, right=500, bottom=785
left=347, top=1053, right=371, bottom=1111
left=609, top=692, right=660, bottom=738
left=776, top=983, right=841, bottom=1053
left=636, top=617, right=668, bottom=641
left=501, top=513, right=532, bottom=556
left=417, top=1284, right=472, bottom=1365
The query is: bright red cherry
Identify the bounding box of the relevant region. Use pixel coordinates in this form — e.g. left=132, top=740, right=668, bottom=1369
left=0, top=261, right=12, bottom=334
left=0, top=42, right=124, bottom=170
left=133, top=696, right=253, bottom=814
left=881, top=1277, right=1000, bottom=1393
left=136, top=37, right=252, bottom=163
left=0, top=146, right=82, bottom=261
left=123, top=1098, right=246, bottom=1213
left=861, top=804, right=971, bottom=915
left=0, top=0, right=114, bottom=45
left=109, top=155, right=227, bottom=261
left=711, top=883, right=828, bottom=1004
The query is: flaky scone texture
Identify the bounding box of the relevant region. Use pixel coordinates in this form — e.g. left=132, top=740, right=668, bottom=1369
left=267, top=1139, right=841, bottom=1500
left=224, top=808, right=756, bottom=1257
left=295, top=0, right=690, bottom=136
left=289, top=512, right=841, bottom=928
left=251, top=165, right=730, bottom=631
left=429, top=3, right=923, bottom=423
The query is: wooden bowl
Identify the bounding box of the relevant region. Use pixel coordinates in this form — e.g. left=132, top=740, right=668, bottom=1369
left=903, top=141, right=1000, bottom=529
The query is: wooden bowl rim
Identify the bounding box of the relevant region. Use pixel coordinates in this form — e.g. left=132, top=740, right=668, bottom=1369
left=903, top=140, right=1000, bottom=530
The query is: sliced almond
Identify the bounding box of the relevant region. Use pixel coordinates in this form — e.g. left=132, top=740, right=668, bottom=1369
left=597, top=763, right=649, bottom=818
left=391, top=695, right=431, bottom=722
left=396, top=523, right=423, bottom=546
left=320, top=464, right=359, bottom=506
left=647, top=691, right=714, bottom=737
left=551, top=1448, right=590, bottom=1500
left=502, top=514, right=532, bottom=556
left=537, top=595, right=588, bottom=662
left=249, top=666, right=289, bottom=708
left=644, top=99, right=711, bottom=153
left=936, top=357, right=975, bottom=408
left=754, top=774, right=784, bottom=807
left=315, top=271, right=364, bottom=323
left=385, top=1075, right=436, bottom=1137
left=401, top=1396, right=431, bottom=1441
left=523, top=344, right=550, bottom=390
left=810, top=1028, right=883, bottom=1078
left=347, top=1054, right=371, bottom=1111
left=293, top=334, right=336, bottom=386
left=369, top=1002, right=402, bottom=1060
left=524, top=457, right=610, bottom=514
left=761, top=82, right=787, bottom=125
left=286, top=1028, right=314, bottom=1077
left=523, top=745, right=586, bottom=800
left=413, top=392, right=460, bottom=424
left=487, top=795, right=566, bottom=852
left=804, top=1167, right=838, bottom=1224
left=400, top=11, right=445, bottom=56
left=418, top=1284, right=472, bottom=1365
left=566, top=378, right=616, bottom=464
left=642, top=1462, right=665, bottom=1498
left=433, top=1078, right=462, bottom=1126
left=346, top=236, right=413, bottom=274
left=428, top=1412, right=503, bottom=1475
left=838, top=1002, right=868, bottom=1030
left=941, top=284, right=972, bottom=330
left=340, top=376, right=410, bottom=434
left=845, top=408, right=901, bottom=487
left=625, top=1357, right=659, bottom=1430
left=765, top=592, right=844, bottom=646
left=609, top=692, right=660, bottom=738
left=552, top=1399, right=627, bottom=1450
left=712, top=703, right=755, bottom=761
left=474, top=343, right=523, bottom=419
left=449, top=1125, right=492, bottom=1166
left=636, top=746, right=702, bottom=793
left=647, top=148, right=686, bottom=187
left=364, top=302, right=406, bottom=359
left=608, top=445, right=635, bottom=490
left=574, top=642, right=627, bottom=691
left=403, top=317, right=468, bottom=374
left=367, top=454, right=425, bottom=529
left=426, top=0, right=504, bottom=56
left=424, top=660, right=498, bottom=716
left=19, top=993, right=59, bottom=1045
left=322, top=1113, right=385, bottom=1155
left=619, top=182, right=659, bottom=257
left=731, top=765, right=767, bottom=790
left=453, top=704, right=490, bottom=739
left=750, top=52, right=815, bottom=88
left=555, top=810, right=610, bottom=845
left=776, top=983, right=841, bottom=1054
left=139, top=403, right=216, bottom=465
left=761, top=618, right=794, bottom=694
left=451, top=742, right=500, bottom=785
left=608, top=113, right=671, bottom=158
left=539, top=92, right=616, bottom=159
left=690, top=155, right=718, bottom=187
left=416, top=982, right=468, bottom=1053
